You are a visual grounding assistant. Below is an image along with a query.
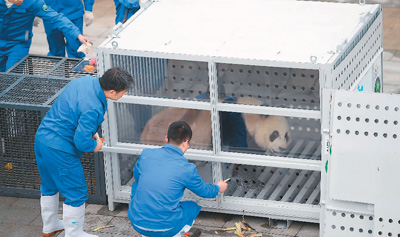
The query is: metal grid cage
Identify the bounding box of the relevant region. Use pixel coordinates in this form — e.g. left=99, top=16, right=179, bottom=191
left=7, top=55, right=95, bottom=79
left=0, top=72, right=105, bottom=203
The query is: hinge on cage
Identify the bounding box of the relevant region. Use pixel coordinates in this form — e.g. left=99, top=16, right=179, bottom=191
left=110, top=22, right=124, bottom=38
left=336, top=39, right=348, bottom=53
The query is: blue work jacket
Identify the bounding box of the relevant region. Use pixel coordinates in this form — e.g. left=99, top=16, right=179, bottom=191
left=114, top=0, right=140, bottom=24
left=35, top=76, right=107, bottom=157
left=46, top=0, right=94, bottom=21
left=129, top=144, right=219, bottom=230
left=0, top=0, right=81, bottom=43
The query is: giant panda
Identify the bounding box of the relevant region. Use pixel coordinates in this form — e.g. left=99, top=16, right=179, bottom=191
left=236, top=97, right=291, bottom=153
left=141, top=108, right=212, bottom=150
left=141, top=96, right=290, bottom=153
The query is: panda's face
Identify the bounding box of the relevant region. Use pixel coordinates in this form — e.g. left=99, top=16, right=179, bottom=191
left=254, top=115, right=291, bottom=153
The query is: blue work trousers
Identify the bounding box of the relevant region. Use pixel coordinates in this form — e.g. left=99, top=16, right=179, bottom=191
left=0, top=39, right=31, bottom=72
left=44, top=17, right=84, bottom=58
left=35, top=140, right=88, bottom=207
left=129, top=201, right=201, bottom=237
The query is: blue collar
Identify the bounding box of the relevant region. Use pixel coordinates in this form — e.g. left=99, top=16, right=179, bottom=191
left=162, top=144, right=183, bottom=156
left=93, top=78, right=107, bottom=111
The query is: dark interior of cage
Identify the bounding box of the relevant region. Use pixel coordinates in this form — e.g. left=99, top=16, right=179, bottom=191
left=0, top=108, right=97, bottom=195
left=117, top=58, right=321, bottom=160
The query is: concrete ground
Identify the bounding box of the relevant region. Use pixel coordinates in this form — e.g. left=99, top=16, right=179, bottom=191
left=1, top=0, right=398, bottom=237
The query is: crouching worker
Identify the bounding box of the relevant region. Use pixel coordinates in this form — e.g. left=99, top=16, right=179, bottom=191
left=128, top=121, right=229, bottom=237
left=35, top=67, right=134, bottom=237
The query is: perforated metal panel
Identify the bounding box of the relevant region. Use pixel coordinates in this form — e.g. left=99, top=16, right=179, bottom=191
left=332, top=9, right=382, bottom=90
left=323, top=89, right=400, bottom=237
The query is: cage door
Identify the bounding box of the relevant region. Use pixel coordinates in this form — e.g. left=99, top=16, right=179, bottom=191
left=325, top=89, right=400, bottom=236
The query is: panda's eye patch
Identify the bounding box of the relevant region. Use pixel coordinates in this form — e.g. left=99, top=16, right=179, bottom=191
left=269, top=131, right=280, bottom=142
left=285, top=132, right=289, bottom=142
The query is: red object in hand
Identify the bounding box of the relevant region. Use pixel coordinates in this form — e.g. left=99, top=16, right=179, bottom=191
left=92, top=136, right=105, bottom=142
left=89, top=58, right=97, bottom=67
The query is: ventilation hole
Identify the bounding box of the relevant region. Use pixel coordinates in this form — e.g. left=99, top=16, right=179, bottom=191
left=347, top=117, right=351, bottom=121
left=356, top=117, right=360, bottom=122
left=394, top=134, right=397, bottom=139
left=375, top=119, right=379, bottom=123
left=378, top=231, right=382, bottom=235
left=385, top=106, right=389, bottom=111
left=346, top=130, right=350, bottom=134
left=337, top=129, right=341, bottom=134
left=366, top=105, right=370, bottom=109
left=389, top=219, right=393, bottom=223
left=350, top=214, right=355, bottom=218
left=347, top=103, right=352, bottom=108
left=359, top=228, right=363, bottom=233
left=350, top=227, right=354, bottom=232
left=395, top=107, right=399, bottom=111
left=365, top=118, right=370, bottom=123
left=394, top=121, right=398, bottom=125
left=357, top=104, right=361, bottom=108
left=172, top=65, right=176, bottom=68
left=383, top=133, right=388, bottom=138
left=379, top=218, right=383, bottom=222
left=338, top=102, right=342, bottom=107
left=369, top=216, right=373, bottom=221
left=384, top=120, right=388, bottom=124
left=337, top=116, right=342, bottom=120
left=332, top=225, right=336, bottom=229
left=341, top=226, right=345, bottom=230
left=374, top=132, right=378, bottom=137
left=389, top=233, right=392, bottom=237
left=368, top=230, right=373, bottom=234
left=341, top=213, right=346, bottom=217
left=360, top=215, right=364, bottom=219
left=376, top=105, right=380, bottom=110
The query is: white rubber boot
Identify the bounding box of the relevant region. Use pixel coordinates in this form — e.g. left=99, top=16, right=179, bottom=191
left=40, top=193, right=64, bottom=236
left=63, top=203, right=98, bottom=237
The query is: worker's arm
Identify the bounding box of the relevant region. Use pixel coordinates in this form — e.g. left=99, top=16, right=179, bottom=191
left=35, top=0, right=91, bottom=45
left=74, top=109, right=101, bottom=152
left=83, top=0, right=95, bottom=11
left=118, top=0, right=140, bottom=9
left=185, top=166, right=220, bottom=198
left=83, top=0, right=95, bottom=27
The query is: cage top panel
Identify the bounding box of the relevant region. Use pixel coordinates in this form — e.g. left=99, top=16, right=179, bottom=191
left=103, top=0, right=378, bottom=65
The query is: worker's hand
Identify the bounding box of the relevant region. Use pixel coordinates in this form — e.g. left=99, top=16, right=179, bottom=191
left=84, top=11, right=94, bottom=27
left=77, top=34, right=92, bottom=45
left=93, top=139, right=103, bottom=152
left=33, top=17, right=41, bottom=27
left=217, top=180, right=228, bottom=193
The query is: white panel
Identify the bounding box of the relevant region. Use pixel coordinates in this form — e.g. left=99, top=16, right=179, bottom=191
left=101, top=0, right=376, bottom=65
left=330, top=90, right=400, bottom=203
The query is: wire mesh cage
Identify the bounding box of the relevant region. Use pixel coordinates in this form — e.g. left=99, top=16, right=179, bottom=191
left=0, top=72, right=105, bottom=204
left=7, top=55, right=95, bottom=79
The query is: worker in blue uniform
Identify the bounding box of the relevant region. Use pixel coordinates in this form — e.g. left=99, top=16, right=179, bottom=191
left=35, top=67, right=133, bottom=237
left=113, top=0, right=140, bottom=24
left=43, top=0, right=94, bottom=58
left=0, top=0, right=91, bottom=72
left=128, top=121, right=229, bottom=237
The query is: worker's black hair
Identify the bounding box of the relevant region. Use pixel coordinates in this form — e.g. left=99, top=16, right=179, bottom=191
left=99, top=67, right=134, bottom=92
left=167, top=121, right=192, bottom=145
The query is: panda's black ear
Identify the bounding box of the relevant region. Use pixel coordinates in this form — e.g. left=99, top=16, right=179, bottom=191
left=269, top=130, right=279, bottom=142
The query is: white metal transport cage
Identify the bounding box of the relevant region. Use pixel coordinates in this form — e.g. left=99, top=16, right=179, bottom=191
left=96, top=0, right=399, bottom=235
